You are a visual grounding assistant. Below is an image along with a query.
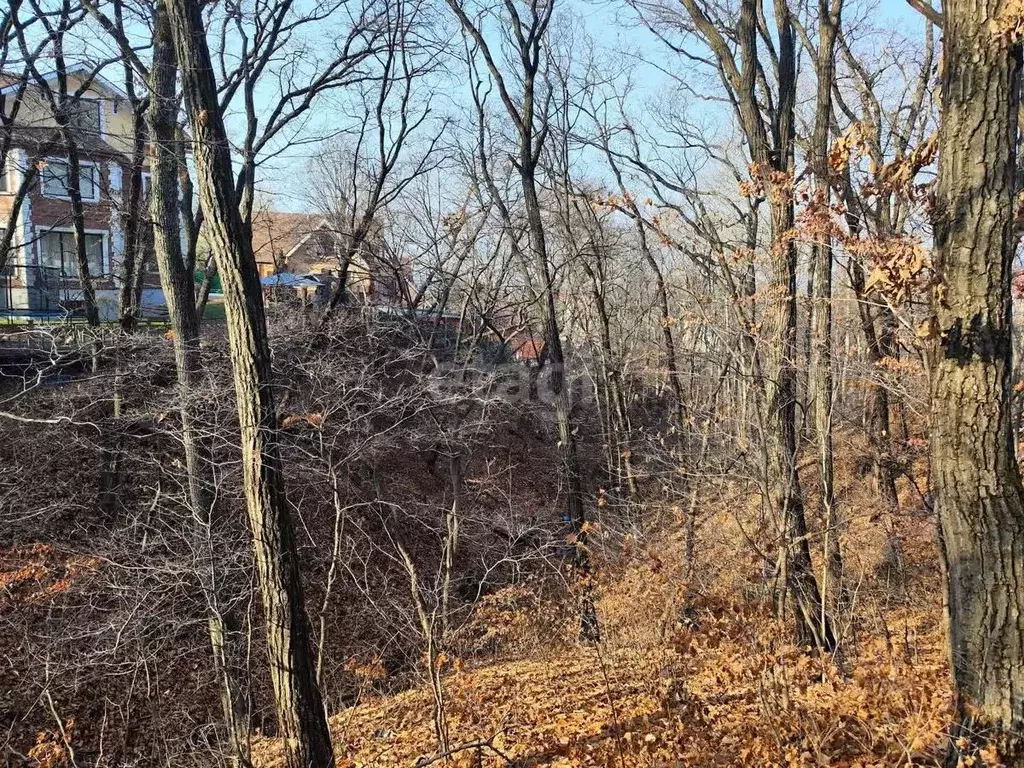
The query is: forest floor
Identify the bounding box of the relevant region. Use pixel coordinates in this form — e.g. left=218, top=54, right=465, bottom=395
left=252, top=470, right=955, bottom=768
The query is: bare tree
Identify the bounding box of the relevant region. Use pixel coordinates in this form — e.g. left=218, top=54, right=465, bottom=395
left=305, top=0, right=445, bottom=313
left=165, top=0, right=335, bottom=764
left=805, top=0, right=844, bottom=628
left=828, top=20, right=936, bottom=523
left=448, top=0, right=599, bottom=640
left=146, top=3, right=253, bottom=762
left=626, top=0, right=835, bottom=649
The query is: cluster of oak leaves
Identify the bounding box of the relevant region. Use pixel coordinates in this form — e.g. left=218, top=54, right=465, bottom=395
left=240, top=465, right=956, bottom=768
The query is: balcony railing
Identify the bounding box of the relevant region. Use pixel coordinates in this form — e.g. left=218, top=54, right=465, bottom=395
left=0, top=265, right=91, bottom=323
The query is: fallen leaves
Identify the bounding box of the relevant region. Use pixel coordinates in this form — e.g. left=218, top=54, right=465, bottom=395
left=252, top=590, right=951, bottom=767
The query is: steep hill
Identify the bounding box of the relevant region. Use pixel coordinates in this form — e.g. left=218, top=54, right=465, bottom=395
left=252, top=475, right=954, bottom=768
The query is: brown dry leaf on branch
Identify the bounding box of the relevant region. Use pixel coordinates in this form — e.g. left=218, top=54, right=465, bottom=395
left=828, top=122, right=869, bottom=175
left=848, top=236, right=932, bottom=305
left=866, top=135, right=937, bottom=200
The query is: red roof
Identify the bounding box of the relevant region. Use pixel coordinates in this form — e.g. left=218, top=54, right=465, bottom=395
left=1013, top=271, right=1024, bottom=299
left=509, top=331, right=545, bottom=361
left=249, top=210, right=324, bottom=267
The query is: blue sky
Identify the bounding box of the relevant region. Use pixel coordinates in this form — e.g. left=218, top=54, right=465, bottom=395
left=262, top=0, right=933, bottom=212
left=17, top=0, right=932, bottom=214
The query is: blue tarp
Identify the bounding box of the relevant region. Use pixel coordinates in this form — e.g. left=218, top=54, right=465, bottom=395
left=260, top=273, right=322, bottom=288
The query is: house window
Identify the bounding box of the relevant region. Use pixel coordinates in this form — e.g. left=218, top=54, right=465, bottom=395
left=38, top=231, right=105, bottom=277
left=0, top=158, right=8, bottom=193
left=140, top=172, right=152, bottom=199
left=41, top=159, right=99, bottom=201
left=70, top=98, right=102, bottom=135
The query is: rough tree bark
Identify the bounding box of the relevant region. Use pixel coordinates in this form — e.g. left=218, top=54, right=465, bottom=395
left=808, top=0, right=844, bottom=624
left=165, top=1, right=336, bottom=765
left=930, top=0, right=1024, bottom=761
left=146, top=5, right=251, bottom=763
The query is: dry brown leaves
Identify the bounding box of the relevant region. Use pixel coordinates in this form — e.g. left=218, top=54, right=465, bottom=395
left=0, top=544, right=101, bottom=607
left=253, top=565, right=953, bottom=766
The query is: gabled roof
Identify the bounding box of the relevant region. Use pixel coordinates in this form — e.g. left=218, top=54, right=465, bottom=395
left=280, top=219, right=336, bottom=263
left=5, top=126, right=131, bottom=162
left=250, top=210, right=330, bottom=265
left=0, top=65, right=129, bottom=100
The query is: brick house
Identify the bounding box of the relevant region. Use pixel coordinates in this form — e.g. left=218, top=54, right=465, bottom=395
left=0, top=68, right=164, bottom=321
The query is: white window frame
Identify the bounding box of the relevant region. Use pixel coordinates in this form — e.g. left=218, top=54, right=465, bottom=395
left=36, top=227, right=109, bottom=277
left=41, top=157, right=101, bottom=203
left=73, top=97, right=103, bottom=136
left=0, top=156, right=10, bottom=194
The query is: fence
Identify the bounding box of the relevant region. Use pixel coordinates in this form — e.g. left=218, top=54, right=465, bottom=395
left=0, top=265, right=87, bottom=324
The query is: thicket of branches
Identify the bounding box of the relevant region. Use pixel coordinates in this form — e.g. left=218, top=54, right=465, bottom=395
left=3, top=0, right=1024, bottom=764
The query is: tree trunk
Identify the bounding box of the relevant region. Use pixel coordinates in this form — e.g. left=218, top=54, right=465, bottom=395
left=60, top=133, right=100, bottom=327
left=521, top=161, right=598, bottom=642
left=931, top=0, right=1024, bottom=760
left=848, top=253, right=901, bottom=512
left=118, top=100, right=147, bottom=331
left=809, top=0, right=844, bottom=626
left=728, top=0, right=833, bottom=651
left=765, top=196, right=833, bottom=652
left=581, top=252, right=638, bottom=500
left=164, top=2, right=335, bottom=765
left=147, top=6, right=251, bottom=764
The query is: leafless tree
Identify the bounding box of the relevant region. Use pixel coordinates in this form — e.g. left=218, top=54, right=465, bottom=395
left=303, top=0, right=446, bottom=313
left=448, top=0, right=600, bottom=641
left=165, top=0, right=335, bottom=764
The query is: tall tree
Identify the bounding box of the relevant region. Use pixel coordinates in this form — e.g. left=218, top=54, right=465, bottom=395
left=165, top=0, right=335, bottom=765
left=448, top=0, right=599, bottom=640
left=146, top=4, right=251, bottom=762
left=807, top=0, right=844, bottom=625
left=115, top=0, right=150, bottom=333
left=930, top=0, right=1024, bottom=761
left=634, top=0, right=835, bottom=648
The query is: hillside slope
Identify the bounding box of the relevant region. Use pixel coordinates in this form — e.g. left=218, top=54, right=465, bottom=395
left=253, top=496, right=953, bottom=768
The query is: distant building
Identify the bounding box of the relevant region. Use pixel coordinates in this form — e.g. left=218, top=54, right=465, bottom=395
left=249, top=208, right=408, bottom=306
left=508, top=331, right=545, bottom=362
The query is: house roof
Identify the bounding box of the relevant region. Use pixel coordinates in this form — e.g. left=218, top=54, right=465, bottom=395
left=509, top=331, right=545, bottom=361
left=0, top=66, right=130, bottom=100
left=250, top=210, right=329, bottom=266
left=260, top=272, right=322, bottom=288
left=5, top=126, right=131, bottom=162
